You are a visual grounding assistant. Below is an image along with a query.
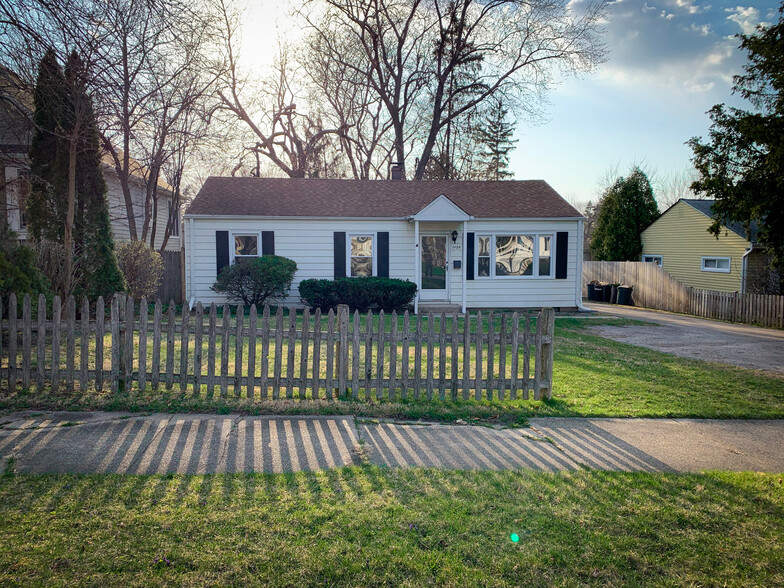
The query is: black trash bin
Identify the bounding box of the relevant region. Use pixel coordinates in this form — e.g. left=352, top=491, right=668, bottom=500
left=602, top=283, right=612, bottom=303
left=617, top=286, right=633, bottom=306
left=587, top=283, right=596, bottom=300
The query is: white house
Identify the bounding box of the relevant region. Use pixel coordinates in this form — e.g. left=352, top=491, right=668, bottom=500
left=184, top=177, right=585, bottom=312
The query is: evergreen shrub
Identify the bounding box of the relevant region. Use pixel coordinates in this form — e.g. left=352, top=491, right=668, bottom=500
left=212, top=256, right=297, bottom=307
left=299, top=277, right=417, bottom=313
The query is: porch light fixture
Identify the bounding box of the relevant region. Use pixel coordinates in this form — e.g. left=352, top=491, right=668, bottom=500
left=451, top=230, right=458, bottom=243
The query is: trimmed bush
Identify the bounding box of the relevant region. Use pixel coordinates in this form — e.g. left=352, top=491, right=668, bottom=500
left=299, top=277, right=417, bottom=313
left=117, top=240, right=162, bottom=299
left=212, top=255, right=297, bottom=307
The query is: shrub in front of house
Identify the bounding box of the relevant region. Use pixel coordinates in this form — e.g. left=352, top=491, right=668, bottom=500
left=212, top=255, right=297, bottom=307
left=299, top=277, right=417, bottom=313
left=117, top=240, right=162, bottom=299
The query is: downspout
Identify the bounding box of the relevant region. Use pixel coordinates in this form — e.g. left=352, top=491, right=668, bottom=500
left=414, top=219, right=420, bottom=314
left=188, top=217, right=195, bottom=310
left=741, top=246, right=752, bottom=294
left=575, top=219, right=591, bottom=311
left=461, top=220, right=467, bottom=314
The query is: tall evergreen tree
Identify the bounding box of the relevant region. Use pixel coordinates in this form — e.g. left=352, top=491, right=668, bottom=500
left=590, top=167, right=660, bottom=261
left=27, top=49, right=124, bottom=299
left=474, top=100, right=517, bottom=180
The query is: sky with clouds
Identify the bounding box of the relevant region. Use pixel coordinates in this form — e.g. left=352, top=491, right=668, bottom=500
left=514, top=0, right=779, bottom=206
left=240, top=0, right=779, bottom=206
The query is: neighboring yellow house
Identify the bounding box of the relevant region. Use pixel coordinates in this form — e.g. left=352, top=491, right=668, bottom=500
left=640, top=199, right=765, bottom=293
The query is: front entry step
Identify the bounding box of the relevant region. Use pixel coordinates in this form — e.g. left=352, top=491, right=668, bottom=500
left=418, top=303, right=462, bottom=314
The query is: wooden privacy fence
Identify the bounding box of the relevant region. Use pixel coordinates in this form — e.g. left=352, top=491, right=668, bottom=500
left=0, top=294, right=555, bottom=401
left=583, top=261, right=784, bottom=329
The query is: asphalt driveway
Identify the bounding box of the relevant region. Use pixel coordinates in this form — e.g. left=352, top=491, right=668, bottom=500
left=584, top=301, right=784, bottom=375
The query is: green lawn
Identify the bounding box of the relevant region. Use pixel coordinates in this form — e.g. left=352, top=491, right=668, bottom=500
left=0, top=467, right=782, bottom=586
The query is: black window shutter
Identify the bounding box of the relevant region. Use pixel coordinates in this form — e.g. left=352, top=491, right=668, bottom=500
left=555, top=231, right=568, bottom=279
left=378, top=232, right=389, bottom=277
left=216, top=231, right=230, bottom=276
left=262, top=231, right=275, bottom=255
left=334, top=232, right=346, bottom=278
left=466, top=232, right=475, bottom=280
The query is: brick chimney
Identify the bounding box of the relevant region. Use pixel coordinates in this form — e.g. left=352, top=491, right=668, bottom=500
left=390, top=162, right=404, bottom=180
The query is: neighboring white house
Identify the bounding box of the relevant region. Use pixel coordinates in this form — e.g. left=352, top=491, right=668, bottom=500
left=184, top=177, right=585, bottom=311
left=0, top=65, right=180, bottom=252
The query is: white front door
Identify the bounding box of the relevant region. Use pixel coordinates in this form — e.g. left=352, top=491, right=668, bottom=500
left=420, top=234, right=449, bottom=301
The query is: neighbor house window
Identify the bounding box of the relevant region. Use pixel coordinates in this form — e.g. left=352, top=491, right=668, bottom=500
left=233, top=234, right=258, bottom=264
left=16, top=170, right=30, bottom=229
left=349, top=234, right=374, bottom=277
left=643, top=255, right=662, bottom=266
left=476, top=233, right=554, bottom=278
left=701, top=256, right=730, bottom=273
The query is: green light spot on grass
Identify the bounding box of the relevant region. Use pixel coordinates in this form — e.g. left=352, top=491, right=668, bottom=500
left=510, top=533, right=519, bottom=543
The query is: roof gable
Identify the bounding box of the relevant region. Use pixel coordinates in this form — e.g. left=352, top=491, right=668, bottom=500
left=680, top=199, right=757, bottom=242
left=412, top=194, right=470, bottom=221
left=185, top=177, right=582, bottom=220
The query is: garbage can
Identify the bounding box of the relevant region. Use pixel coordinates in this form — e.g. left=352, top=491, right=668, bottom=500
left=587, top=283, right=596, bottom=300
left=617, top=286, right=633, bottom=306
left=602, top=283, right=612, bottom=303
left=610, top=284, right=619, bottom=304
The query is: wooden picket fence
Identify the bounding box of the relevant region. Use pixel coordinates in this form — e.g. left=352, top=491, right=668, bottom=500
left=584, top=261, right=784, bottom=329
left=0, top=293, right=555, bottom=401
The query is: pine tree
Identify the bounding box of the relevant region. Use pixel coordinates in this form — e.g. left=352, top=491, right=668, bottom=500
left=474, top=100, right=517, bottom=180
left=27, top=49, right=124, bottom=299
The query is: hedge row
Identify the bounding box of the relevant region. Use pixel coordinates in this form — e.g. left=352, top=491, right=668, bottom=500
left=299, top=277, right=417, bottom=313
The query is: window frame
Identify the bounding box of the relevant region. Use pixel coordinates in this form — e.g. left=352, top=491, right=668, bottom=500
left=229, top=231, right=261, bottom=265
left=475, top=232, right=556, bottom=279
left=642, top=254, right=663, bottom=266
left=701, top=256, right=731, bottom=273
left=347, top=232, right=377, bottom=278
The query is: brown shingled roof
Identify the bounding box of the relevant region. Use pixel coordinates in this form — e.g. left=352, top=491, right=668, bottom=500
left=186, top=177, right=582, bottom=219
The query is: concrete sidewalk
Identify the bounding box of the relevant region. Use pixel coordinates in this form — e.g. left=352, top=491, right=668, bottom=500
left=1, top=411, right=783, bottom=474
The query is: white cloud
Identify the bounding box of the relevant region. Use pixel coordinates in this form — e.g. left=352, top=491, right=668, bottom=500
left=725, top=6, right=766, bottom=35
left=688, top=22, right=712, bottom=35
left=687, top=81, right=716, bottom=92
left=673, top=0, right=703, bottom=14
left=660, top=9, right=675, bottom=18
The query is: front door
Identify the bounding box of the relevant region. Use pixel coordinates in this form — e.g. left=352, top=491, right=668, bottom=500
left=420, top=234, right=448, bottom=301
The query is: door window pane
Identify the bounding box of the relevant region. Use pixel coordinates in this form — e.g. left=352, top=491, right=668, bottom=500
left=421, top=236, right=447, bottom=290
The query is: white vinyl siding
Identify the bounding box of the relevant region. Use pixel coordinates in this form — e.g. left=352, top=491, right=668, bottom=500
left=185, top=217, right=581, bottom=309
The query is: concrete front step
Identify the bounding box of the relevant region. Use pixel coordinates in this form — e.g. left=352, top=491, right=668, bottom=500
left=417, top=303, right=462, bottom=314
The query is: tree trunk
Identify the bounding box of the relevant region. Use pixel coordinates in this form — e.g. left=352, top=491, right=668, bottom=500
left=65, top=131, right=78, bottom=297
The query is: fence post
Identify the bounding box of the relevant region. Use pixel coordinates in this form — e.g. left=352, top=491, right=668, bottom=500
left=536, top=307, right=555, bottom=400
left=337, top=304, right=349, bottom=398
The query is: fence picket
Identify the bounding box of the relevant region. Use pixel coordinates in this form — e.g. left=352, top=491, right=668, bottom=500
left=498, top=313, right=507, bottom=401
left=462, top=312, right=470, bottom=401
left=207, top=304, right=217, bottom=397
left=401, top=311, right=410, bottom=401
left=66, top=296, right=76, bottom=391
left=389, top=311, right=398, bottom=401
left=37, top=294, right=46, bottom=390
left=533, top=310, right=543, bottom=401
left=273, top=306, right=283, bottom=399
left=450, top=314, right=458, bottom=401
left=352, top=310, right=360, bottom=400
left=138, top=297, right=148, bottom=392
left=109, top=296, right=118, bottom=394
left=325, top=309, right=335, bottom=400
left=178, top=303, right=188, bottom=394
left=300, top=307, right=310, bottom=399
left=486, top=311, right=494, bottom=401
left=220, top=303, right=231, bottom=398
left=166, top=303, right=176, bottom=390
left=152, top=299, right=162, bottom=391
left=286, top=310, right=296, bottom=399
left=510, top=312, right=519, bottom=400
left=523, top=315, right=530, bottom=400
left=376, top=310, right=385, bottom=401
left=193, top=303, right=204, bottom=396
left=312, top=308, right=322, bottom=399
left=438, top=312, right=446, bottom=401
left=123, top=296, right=134, bottom=391
left=261, top=305, right=270, bottom=399
left=426, top=313, right=435, bottom=401
left=247, top=305, right=257, bottom=400
left=413, top=313, right=422, bottom=401
left=80, top=297, right=90, bottom=392
left=364, top=310, right=373, bottom=400
left=475, top=311, right=483, bottom=401
left=235, top=304, right=244, bottom=397
left=22, top=294, right=31, bottom=390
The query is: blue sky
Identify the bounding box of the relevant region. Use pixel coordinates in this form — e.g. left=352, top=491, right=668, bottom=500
left=514, top=0, right=780, bottom=206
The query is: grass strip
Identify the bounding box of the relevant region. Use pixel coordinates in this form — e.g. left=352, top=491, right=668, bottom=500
left=0, top=467, right=782, bottom=586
